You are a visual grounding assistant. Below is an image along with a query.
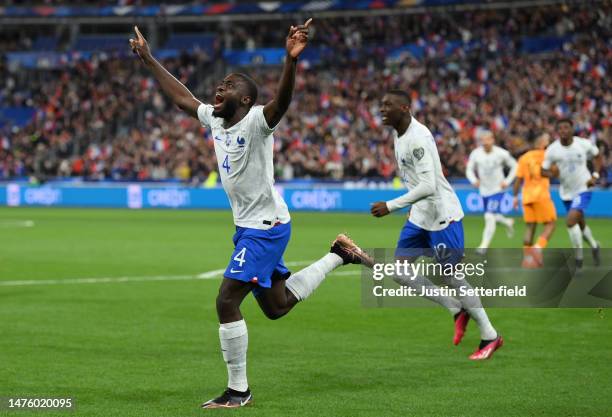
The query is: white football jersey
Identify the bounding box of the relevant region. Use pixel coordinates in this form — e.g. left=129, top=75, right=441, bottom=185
left=392, top=117, right=464, bottom=231
left=197, top=104, right=290, bottom=230
left=466, top=146, right=517, bottom=197
left=542, top=137, right=599, bottom=201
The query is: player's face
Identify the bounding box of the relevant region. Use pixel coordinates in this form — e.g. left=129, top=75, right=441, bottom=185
left=557, top=122, right=573, bottom=142
left=482, top=134, right=494, bottom=152
left=380, top=94, right=408, bottom=127
left=536, top=134, right=550, bottom=149
left=213, top=75, right=244, bottom=119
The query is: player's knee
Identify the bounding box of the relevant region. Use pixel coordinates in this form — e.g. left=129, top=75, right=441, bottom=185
left=216, top=291, right=238, bottom=315
left=262, top=307, right=287, bottom=321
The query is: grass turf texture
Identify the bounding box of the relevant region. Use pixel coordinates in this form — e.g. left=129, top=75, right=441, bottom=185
left=0, top=207, right=610, bottom=417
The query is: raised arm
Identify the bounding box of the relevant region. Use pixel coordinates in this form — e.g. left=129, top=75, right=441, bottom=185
left=263, top=18, right=312, bottom=129
left=130, top=26, right=201, bottom=119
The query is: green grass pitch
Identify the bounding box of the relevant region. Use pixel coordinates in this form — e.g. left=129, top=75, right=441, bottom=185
left=1, top=207, right=611, bottom=417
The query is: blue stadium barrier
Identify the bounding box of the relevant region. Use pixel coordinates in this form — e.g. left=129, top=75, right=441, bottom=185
left=31, top=36, right=58, bottom=51
left=74, top=35, right=130, bottom=51
left=5, top=33, right=572, bottom=70
left=0, top=107, right=36, bottom=128
left=1, top=183, right=610, bottom=217
left=0, top=1, right=498, bottom=18
left=163, top=34, right=215, bottom=55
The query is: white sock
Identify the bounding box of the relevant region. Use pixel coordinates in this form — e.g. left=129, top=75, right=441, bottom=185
left=466, top=308, right=498, bottom=340
left=567, top=224, right=583, bottom=260
left=219, top=320, right=248, bottom=392
left=478, top=212, right=496, bottom=249
left=494, top=214, right=513, bottom=228
left=581, top=225, right=598, bottom=248
left=445, top=275, right=497, bottom=340
left=285, top=253, right=343, bottom=301
left=393, top=270, right=461, bottom=316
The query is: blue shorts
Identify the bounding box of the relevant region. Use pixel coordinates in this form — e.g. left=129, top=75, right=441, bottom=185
left=563, top=192, right=592, bottom=213
left=225, top=222, right=292, bottom=295
left=396, top=220, right=464, bottom=265
left=482, top=192, right=505, bottom=213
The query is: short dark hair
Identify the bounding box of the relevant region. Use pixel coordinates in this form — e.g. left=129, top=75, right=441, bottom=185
left=556, top=117, right=573, bottom=126
left=232, top=73, right=259, bottom=105
left=386, top=89, right=411, bottom=105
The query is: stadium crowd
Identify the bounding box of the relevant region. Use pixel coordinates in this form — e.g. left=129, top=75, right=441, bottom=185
left=0, top=3, right=610, bottom=183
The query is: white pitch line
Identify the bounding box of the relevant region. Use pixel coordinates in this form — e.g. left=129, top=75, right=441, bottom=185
left=0, top=274, right=197, bottom=287
left=0, top=220, right=34, bottom=228
left=0, top=260, right=362, bottom=287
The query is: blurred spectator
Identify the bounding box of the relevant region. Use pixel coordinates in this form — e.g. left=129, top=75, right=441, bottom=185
left=0, top=3, right=610, bottom=183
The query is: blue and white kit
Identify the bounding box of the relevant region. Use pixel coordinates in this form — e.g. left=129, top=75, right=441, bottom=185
left=198, top=104, right=292, bottom=293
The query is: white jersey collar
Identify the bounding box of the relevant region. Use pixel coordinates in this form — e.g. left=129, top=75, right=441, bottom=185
left=396, top=116, right=417, bottom=140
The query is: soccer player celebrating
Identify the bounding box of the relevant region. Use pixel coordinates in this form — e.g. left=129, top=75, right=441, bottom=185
left=370, top=91, right=502, bottom=360
left=130, top=22, right=373, bottom=408
left=542, top=118, right=602, bottom=270
left=466, top=131, right=517, bottom=255
left=512, top=133, right=557, bottom=268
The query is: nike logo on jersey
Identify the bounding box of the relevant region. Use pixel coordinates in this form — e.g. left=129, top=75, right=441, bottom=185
left=214, top=136, right=222, bottom=141
left=230, top=269, right=243, bottom=273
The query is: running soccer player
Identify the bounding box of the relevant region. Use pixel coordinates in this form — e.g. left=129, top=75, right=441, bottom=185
left=512, top=133, right=556, bottom=268
left=130, top=22, right=373, bottom=409
left=370, top=90, right=502, bottom=360
left=542, top=118, right=602, bottom=270
left=466, top=132, right=517, bottom=255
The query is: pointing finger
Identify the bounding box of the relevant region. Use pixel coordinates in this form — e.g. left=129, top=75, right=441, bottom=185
left=134, top=26, right=144, bottom=42
left=304, top=18, right=313, bottom=28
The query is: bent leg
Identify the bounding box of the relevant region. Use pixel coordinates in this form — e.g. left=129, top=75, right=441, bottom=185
left=433, top=221, right=497, bottom=341
left=285, top=253, right=343, bottom=302
left=255, top=278, right=299, bottom=320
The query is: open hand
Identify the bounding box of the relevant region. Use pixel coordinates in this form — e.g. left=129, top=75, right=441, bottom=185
left=129, top=26, right=152, bottom=63
left=371, top=202, right=390, bottom=217
left=286, top=18, right=312, bottom=59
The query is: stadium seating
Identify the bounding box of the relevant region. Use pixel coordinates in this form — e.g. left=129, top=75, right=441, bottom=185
left=0, top=3, right=609, bottom=183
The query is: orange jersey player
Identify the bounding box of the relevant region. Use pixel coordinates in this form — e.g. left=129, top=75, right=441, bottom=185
left=513, top=134, right=556, bottom=268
